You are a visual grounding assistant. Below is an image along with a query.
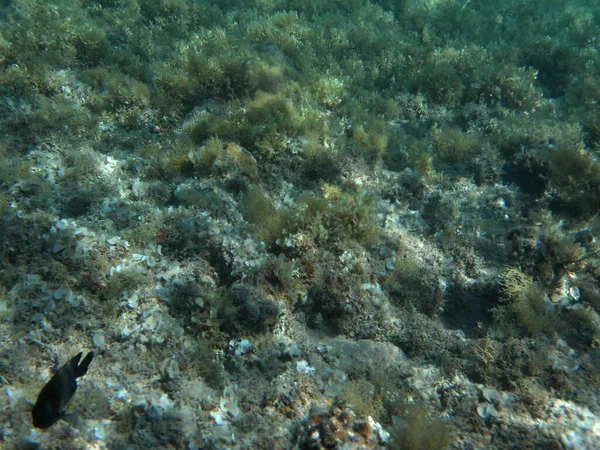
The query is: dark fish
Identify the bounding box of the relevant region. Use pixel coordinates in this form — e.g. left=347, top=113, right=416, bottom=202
left=31, top=351, right=94, bottom=429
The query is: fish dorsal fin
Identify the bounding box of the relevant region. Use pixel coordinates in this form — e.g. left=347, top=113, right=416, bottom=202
left=75, top=352, right=94, bottom=378
left=69, top=352, right=83, bottom=370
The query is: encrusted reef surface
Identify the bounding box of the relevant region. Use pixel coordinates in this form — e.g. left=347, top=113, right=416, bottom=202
left=1, top=1, right=600, bottom=449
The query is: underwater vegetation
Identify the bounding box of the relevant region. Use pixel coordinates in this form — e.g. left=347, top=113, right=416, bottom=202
left=1, top=0, right=600, bottom=448
left=242, top=185, right=380, bottom=248
left=387, top=406, right=451, bottom=450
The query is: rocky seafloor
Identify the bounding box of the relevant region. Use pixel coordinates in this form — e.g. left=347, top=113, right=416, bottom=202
left=1, top=1, right=600, bottom=449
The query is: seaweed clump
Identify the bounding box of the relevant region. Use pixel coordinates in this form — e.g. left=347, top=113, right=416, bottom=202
left=218, top=283, right=281, bottom=336
left=387, top=405, right=451, bottom=450
left=242, top=185, right=379, bottom=249
left=495, top=267, right=553, bottom=336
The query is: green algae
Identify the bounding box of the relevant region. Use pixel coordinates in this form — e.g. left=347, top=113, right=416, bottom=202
left=2, top=1, right=600, bottom=448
